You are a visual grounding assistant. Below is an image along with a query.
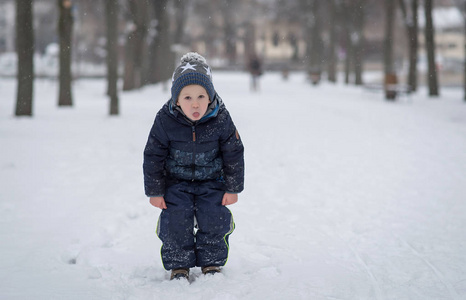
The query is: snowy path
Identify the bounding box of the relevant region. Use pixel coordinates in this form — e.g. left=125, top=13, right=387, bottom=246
left=1, top=72, right=466, bottom=299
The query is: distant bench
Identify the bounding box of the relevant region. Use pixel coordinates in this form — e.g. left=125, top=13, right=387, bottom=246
left=364, top=83, right=412, bottom=100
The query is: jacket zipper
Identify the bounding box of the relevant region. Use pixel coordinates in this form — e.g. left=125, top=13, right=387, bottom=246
left=191, top=125, right=196, bottom=180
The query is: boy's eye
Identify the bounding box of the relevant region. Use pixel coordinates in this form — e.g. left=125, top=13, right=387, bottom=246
left=199, top=95, right=205, bottom=99
left=184, top=96, right=191, bottom=100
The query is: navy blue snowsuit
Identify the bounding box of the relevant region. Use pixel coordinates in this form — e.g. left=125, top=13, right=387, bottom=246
left=143, top=94, right=244, bottom=270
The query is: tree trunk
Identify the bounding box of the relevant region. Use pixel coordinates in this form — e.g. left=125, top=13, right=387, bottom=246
left=309, top=0, right=323, bottom=81
left=122, top=30, right=136, bottom=91
left=399, top=0, right=419, bottom=92
left=424, top=0, right=439, bottom=96
left=353, top=0, right=366, bottom=86
left=302, top=0, right=323, bottom=84
left=222, top=1, right=237, bottom=66
left=57, top=0, right=74, bottom=106
left=342, top=1, right=352, bottom=84
left=244, top=22, right=257, bottom=60
left=123, top=0, right=148, bottom=91
left=409, top=0, right=419, bottom=92
left=384, top=0, right=397, bottom=100
left=173, top=0, right=187, bottom=45
left=106, top=0, right=119, bottom=115
left=384, top=0, right=396, bottom=76
left=327, top=0, right=338, bottom=83
left=15, top=0, right=34, bottom=116
left=149, top=0, right=171, bottom=85
left=289, top=33, right=299, bottom=62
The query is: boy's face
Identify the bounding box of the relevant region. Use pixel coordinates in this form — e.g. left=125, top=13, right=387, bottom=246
left=176, top=85, right=210, bottom=121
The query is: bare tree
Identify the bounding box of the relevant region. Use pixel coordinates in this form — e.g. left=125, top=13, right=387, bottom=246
left=399, top=0, right=419, bottom=92
left=384, top=0, right=397, bottom=100
left=106, top=0, right=119, bottom=115
left=221, top=1, right=238, bottom=66
left=340, top=0, right=366, bottom=86
left=424, top=0, right=439, bottom=96
left=192, top=0, right=222, bottom=58
left=352, top=0, right=366, bottom=86
left=342, top=0, right=352, bottom=84
left=173, top=0, right=188, bottom=45
left=244, top=21, right=257, bottom=61
left=123, top=0, right=149, bottom=91
left=149, top=0, right=172, bottom=85
left=302, top=0, right=323, bottom=84
left=57, top=0, right=74, bottom=106
left=272, top=0, right=301, bottom=62
left=15, top=0, right=34, bottom=116
left=327, top=0, right=339, bottom=83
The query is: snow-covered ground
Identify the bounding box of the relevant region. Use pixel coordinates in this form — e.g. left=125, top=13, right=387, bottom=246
left=1, top=72, right=466, bottom=299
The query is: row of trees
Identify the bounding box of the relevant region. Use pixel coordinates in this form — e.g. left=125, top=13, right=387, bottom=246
left=13, top=0, right=466, bottom=117
left=299, top=0, right=366, bottom=85
left=300, top=0, right=441, bottom=98
left=395, top=0, right=439, bottom=97
left=273, top=0, right=465, bottom=100
left=16, top=0, right=78, bottom=116
left=15, top=0, right=176, bottom=117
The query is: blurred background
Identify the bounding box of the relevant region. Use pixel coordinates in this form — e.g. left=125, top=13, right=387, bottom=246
left=2, top=0, right=466, bottom=116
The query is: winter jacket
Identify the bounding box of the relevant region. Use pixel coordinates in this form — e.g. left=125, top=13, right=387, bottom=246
left=143, top=94, right=244, bottom=197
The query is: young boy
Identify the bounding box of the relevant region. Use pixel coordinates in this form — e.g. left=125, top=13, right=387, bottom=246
left=143, top=52, right=244, bottom=281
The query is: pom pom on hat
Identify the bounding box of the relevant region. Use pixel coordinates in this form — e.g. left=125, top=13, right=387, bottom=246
left=180, top=52, right=207, bottom=64
left=171, top=52, right=215, bottom=103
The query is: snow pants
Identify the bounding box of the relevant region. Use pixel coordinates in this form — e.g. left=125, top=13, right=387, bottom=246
left=156, top=180, right=235, bottom=270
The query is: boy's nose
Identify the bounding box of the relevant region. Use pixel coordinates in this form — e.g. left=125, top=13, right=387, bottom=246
left=192, top=101, right=199, bottom=108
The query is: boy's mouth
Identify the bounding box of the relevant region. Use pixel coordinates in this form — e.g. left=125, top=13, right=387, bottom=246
left=192, top=112, right=200, bottom=118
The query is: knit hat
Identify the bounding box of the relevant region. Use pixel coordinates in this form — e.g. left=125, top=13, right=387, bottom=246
left=171, top=52, right=215, bottom=103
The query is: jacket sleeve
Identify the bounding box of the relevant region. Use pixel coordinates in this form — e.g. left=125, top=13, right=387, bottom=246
left=220, top=112, right=245, bottom=193
left=143, top=111, right=169, bottom=197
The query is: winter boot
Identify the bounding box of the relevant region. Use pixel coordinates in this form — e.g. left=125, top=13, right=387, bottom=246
left=202, top=266, right=221, bottom=275
left=170, top=268, right=189, bottom=280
